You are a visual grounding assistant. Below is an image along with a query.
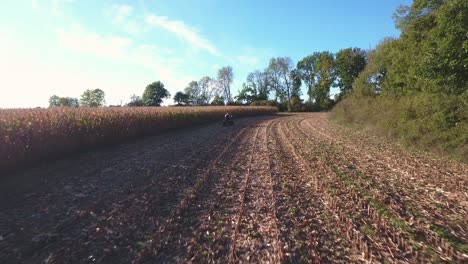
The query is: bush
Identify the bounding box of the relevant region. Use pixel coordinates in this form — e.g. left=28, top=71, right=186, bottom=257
left=332, top=93, right=467, bottom=162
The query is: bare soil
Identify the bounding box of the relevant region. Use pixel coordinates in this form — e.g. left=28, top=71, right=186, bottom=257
left=1, top=113, right=466, bottom=263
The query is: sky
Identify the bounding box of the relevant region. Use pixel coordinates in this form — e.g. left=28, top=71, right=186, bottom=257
left=0, top=0, right=412, bottom=108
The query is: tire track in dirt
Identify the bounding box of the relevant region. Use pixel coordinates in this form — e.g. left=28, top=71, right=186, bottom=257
left=280, top=117, right=415, bottom=263
left=310, top=115, right=466, bottom=194
left=283, top=115, right=466, bottom=262
left=294, top=116, right=467, bottom=259
left=0, top=117, right=260, bottom=264
left=132, top=126, right=253, bottom=263
left=134, top=116, right=276, bottom=263
left=230, top=119, right=281, bottom=263
left=269, top=119, right=353, bottom=263
left=304, top=116, right=467, bottom=213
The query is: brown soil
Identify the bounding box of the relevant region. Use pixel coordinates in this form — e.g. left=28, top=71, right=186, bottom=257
left=0, top=113, right=466, bottom=263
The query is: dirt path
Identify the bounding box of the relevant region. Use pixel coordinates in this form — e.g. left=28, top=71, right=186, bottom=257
left=1, top=113, right=466, bottom=263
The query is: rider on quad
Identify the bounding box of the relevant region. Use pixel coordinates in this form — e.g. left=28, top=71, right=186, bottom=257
left=224, top=112, right=232, bottom=122
left=223, top=113, right=233, bottom=126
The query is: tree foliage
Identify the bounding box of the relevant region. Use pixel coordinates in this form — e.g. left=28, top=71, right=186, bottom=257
left=49, top=95, right=79, bottom=107
left=173, top=92, right=190, bottom=106
left=142, top=81, right=170, bottom=106
left=335, top=48, right=367, bottom=99
left=210, top=94, right=225, bottom=106
left=80, top=89, right=105, bottom=107
left=334, top=0, right=468, bottom=161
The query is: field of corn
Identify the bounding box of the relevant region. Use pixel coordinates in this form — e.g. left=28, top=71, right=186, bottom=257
left=0, top=113, right=467, bottom=263
left=0, top=106, right=276, bottom=173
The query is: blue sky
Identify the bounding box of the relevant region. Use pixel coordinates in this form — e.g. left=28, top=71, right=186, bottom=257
left=0, top=0, right=412, bottom=108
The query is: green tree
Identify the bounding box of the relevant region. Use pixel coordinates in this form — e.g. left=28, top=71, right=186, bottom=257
left=80, top=89, right=105, bottom=107
left=184, top=81, right=201, bottom=105
left=49, top=95, right=79, bottom=107
left=211, top=94, right=225, bottom=106
left=311, top=51, right=336, bottom=109
left=297, top=54, right=320, bottom=109
left=49, top=95, right=60, bottom=107
left=289, top=69, right=302, bottom=112
left=127, top=94, right=144, bottom=107
left=335, top=48, right=367, bottom=99
left=173, top=92, right=190, bottom=106
left=235, top=84, right=256, bottom=105
left=142, top=81, right=170, bottom=106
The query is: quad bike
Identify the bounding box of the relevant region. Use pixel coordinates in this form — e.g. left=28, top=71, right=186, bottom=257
left=222, top=119, right=234, bottom=127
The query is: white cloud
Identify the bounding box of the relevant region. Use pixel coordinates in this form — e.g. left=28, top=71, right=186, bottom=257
left=57, top=23, right=132, bottom=60
left=145, top=15, right=220, bottom=56
left=55, top=24, right=193, bottom=105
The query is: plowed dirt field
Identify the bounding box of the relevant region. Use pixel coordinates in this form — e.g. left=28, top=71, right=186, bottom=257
left=1, top=113, right=466, bottom=263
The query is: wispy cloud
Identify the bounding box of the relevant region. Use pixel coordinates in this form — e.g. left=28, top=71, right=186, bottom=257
left=105, top=4, right=143, bottom=35
left=145, top=15, right=220, bottom=56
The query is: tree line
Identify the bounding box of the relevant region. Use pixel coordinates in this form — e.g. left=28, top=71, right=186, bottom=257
left=333, top=0, right=467, bottom=161
left=171, top=50, right=367, bottom=112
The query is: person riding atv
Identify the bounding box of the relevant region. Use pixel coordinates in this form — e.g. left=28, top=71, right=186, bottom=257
left=223, top=113, right=234, bottom=126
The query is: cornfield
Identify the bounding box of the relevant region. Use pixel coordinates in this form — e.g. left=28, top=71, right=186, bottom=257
left=0, top=106, right=277, bottom=173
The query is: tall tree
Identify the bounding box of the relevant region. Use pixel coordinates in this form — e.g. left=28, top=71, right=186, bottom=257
left=142, top=81, right=170, bottom=106
left=184, top=81, right=201, bottom=105
left=297, top=54, right=320, bottom=108
left=335, top=48, right=367, bottom=99
left=198, top=76, right=216, bottom=105
left=246, top=70, right=270, bottom=100
left=266, top=57, right=294, bottom=108
left=80, top=89, right=105, bottom=107
left=289, top=69, right=303, bottom=112
left=217, top=66, right=234, bottom=103
left=310, top=51, right=336, bottom=110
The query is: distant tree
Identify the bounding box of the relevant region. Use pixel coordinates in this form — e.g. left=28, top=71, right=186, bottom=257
left=211, top=94, right=225, bottom=106
left=49, top=95, right=79, bottom=107
left=49, top=95, right=60, bottom=107
left=246, top=70, right=270, bottom=100
left=184, top=81, right=201, bottom=105
left=173, top=92, right=190, bottom=105
left=235, top=84, right=256, bottom=105
left=314, top=51, right=336, bottom=110
left=267, top=57, right=294, bottom=109
left=142, top=81, right=170, bottom=106
left=80, top=89, right=105, bottom=107
left=289, top=69, right=302, bottom=112
left=127, top=94, right=144, bottom=107
left=217, top=66, right=234, bottom=103
left=265, top=58, right=283, bottom=101
left=198, top=76, right=216, bottom=105
left=335, top=48, right=367, bottom=99
left=297, top=54, right=320, bottom=109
